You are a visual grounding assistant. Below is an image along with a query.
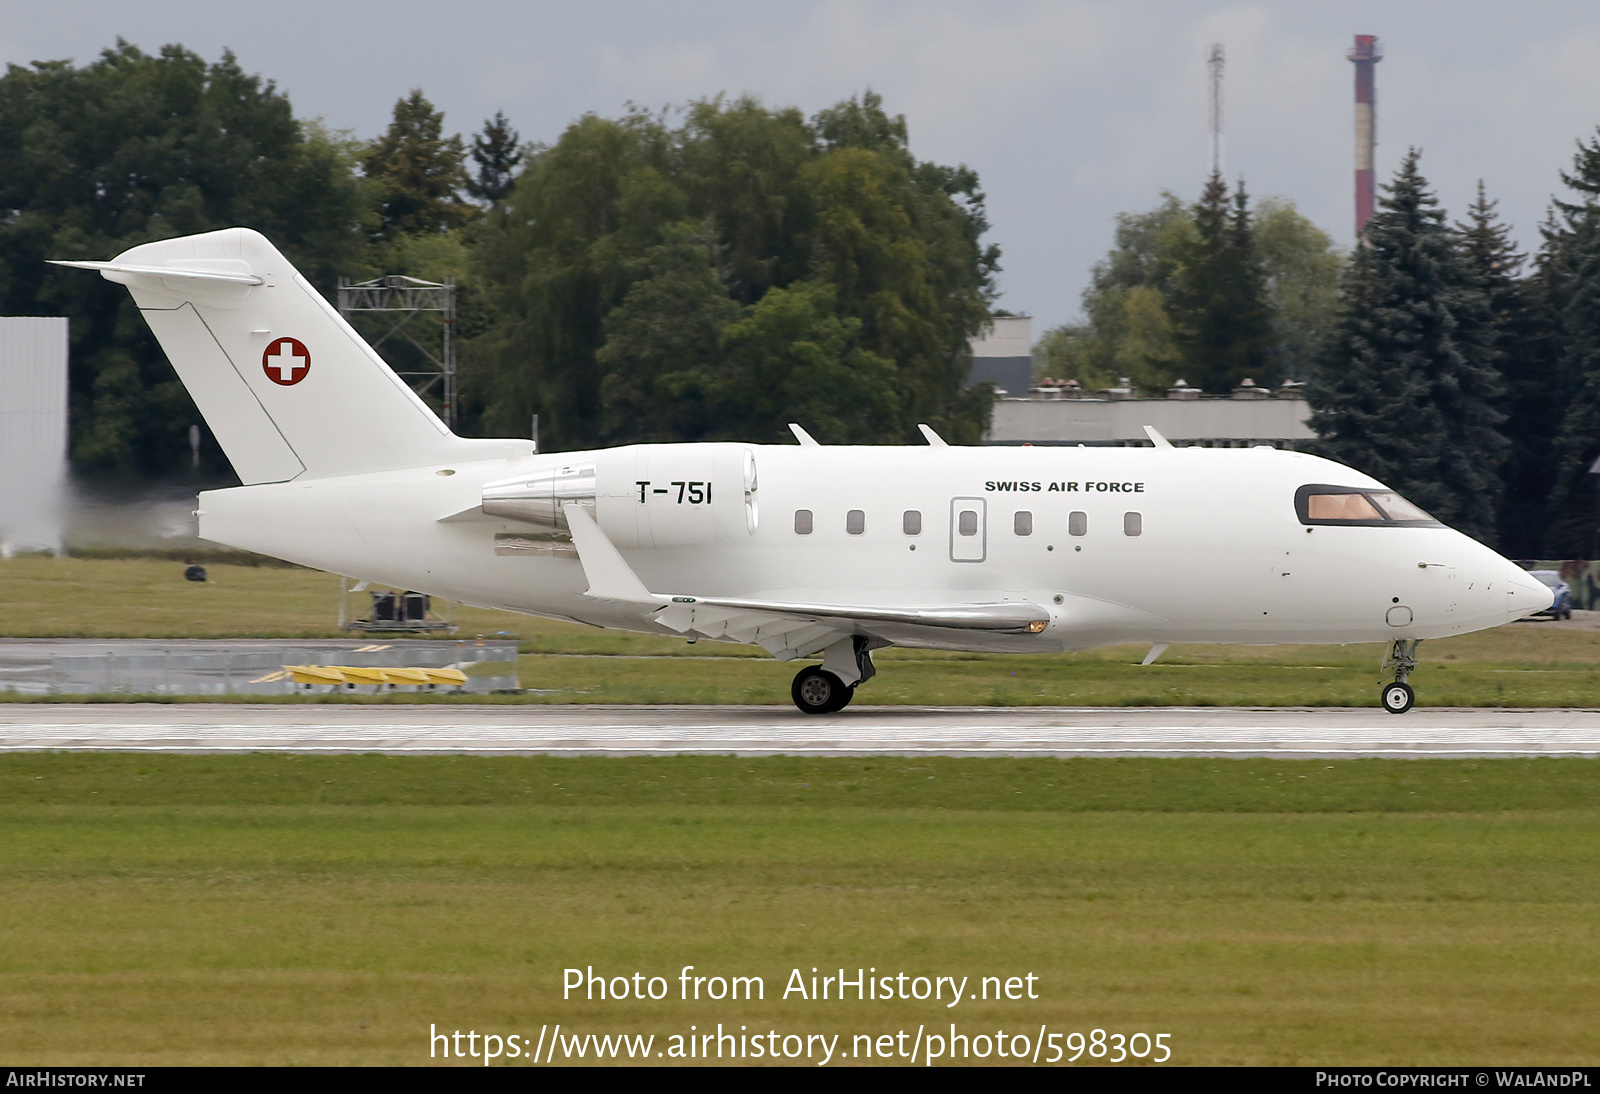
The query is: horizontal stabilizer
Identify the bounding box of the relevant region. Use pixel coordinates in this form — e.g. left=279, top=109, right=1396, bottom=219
left=49, top=259, right=264, bottom=285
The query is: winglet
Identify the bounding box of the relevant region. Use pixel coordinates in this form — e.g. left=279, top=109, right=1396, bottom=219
left=1142, top=425, right=1174, bottom=449
left=788, top=423, right=820, bottom=446
left=561, top=502, right=656, bottom=603
left=917, top=423, right=949, bottom=447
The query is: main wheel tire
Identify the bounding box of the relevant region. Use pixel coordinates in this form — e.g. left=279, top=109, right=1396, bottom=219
left=791, top=666, right=851, bottom=715
left=1381, top=681, right=1415, bottom=715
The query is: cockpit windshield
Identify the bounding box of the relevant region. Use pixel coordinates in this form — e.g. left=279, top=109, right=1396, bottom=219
left=1295, top=484, right=1442, bottom=527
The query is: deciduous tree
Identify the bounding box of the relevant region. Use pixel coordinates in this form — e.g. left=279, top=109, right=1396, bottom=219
left=0, top=41, right=368, bottom=476
left=467, top=93, right=997, bottom=449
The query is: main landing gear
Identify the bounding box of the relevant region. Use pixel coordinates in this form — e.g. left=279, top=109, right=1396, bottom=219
left=791, top=665, right=854, bottom=714
left=1380, top=638, right=1420, bottom=714
left=790, top=636, right=881, bottom=714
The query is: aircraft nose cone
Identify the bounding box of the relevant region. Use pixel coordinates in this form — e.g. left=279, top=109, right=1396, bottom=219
left=1506, top=566, right=1554, bottom=620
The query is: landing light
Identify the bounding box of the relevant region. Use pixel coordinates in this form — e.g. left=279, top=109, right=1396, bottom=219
left=1025, top=621, right=1047, bottom=633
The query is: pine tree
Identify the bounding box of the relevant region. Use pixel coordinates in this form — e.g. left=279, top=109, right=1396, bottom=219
left=467, top=110, right=522, bottom=206
left=1307, top=150, right=1507, bottom=543
left=1544, top=133, right=1600, bottom=557
left=1171, top=173, right=1273, bottom=392
left=1455, top=182, right=1554, bottom=556
left=363, top=90, right=473, bottom=239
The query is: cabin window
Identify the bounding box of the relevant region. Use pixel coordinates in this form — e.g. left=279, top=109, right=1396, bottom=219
left=846, top=509, right=865, bottom=535
left=1068, top=511, right=1087, bottom=536
left=903, top=510, right=921, bottom=535
left=1014, top=510, right=1033, bottom=536
left=1123, top=511, right=1142, bottom=536
left=958, top=510, right=978, bottom=536
left=1295, top=484, right=1441, bottom=527
left=794, top=509, right=813, bottom=535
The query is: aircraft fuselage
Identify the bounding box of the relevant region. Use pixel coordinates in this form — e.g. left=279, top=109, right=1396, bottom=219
left=198, top=440, right=1542, bottom=654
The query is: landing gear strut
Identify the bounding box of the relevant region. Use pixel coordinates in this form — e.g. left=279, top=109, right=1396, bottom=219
left=1380, top=638, right=1420, bottom=714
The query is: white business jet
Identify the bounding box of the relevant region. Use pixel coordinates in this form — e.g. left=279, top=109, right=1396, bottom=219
left=55, top=228, right=1552, bottom=715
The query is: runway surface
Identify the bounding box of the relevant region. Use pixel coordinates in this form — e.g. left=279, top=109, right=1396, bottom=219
left=3, top=703, right=1600, bottom=757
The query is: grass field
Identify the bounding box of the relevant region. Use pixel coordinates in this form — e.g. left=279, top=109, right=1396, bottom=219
left=5, top=555, right=1600, bottom=706
left=0, top=753, right=1596, bottom=1066
left=5, top=560, right=1598, bottom=1067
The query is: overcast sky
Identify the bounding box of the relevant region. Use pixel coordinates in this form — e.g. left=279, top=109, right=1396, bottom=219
left=7, top=1, right=1600, bottom=335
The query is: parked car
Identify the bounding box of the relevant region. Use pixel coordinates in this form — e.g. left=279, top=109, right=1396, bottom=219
left=1524, top=570, right=1573, bottom=620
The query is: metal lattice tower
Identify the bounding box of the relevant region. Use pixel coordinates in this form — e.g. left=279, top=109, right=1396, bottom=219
left=1207, top=43, right=1225, bottom=176
left=336, top=275, right=457, bottom=429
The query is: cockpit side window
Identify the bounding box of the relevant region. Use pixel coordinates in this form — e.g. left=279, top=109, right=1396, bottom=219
left=1295, top=484, right=1442, bottom=527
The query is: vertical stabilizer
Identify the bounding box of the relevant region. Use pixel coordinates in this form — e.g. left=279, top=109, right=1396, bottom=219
left=56, top=228, right=469, bottom=481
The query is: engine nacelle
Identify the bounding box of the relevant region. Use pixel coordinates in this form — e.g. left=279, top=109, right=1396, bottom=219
left=482, top=444, right=758, bottom=550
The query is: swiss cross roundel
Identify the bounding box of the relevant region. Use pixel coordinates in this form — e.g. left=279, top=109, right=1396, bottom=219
left=262, top=337, right=311, bottom=386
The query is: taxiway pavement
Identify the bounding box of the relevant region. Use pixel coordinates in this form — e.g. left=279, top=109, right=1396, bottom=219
left=2, top=703, right=1600, bottom=757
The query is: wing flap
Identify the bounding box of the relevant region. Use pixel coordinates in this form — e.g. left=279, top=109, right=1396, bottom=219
left=667, top=595, right=1049, bottom=632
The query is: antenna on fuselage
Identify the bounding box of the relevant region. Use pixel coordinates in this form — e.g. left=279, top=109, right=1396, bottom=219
left=917, top=424, right=949, bottom=447
left=788, top=423, right=820, bottom=446
left=1142, top=425, right=1174, bottom=449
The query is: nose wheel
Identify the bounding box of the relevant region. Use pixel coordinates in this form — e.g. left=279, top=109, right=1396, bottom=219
left=791, top=666, right=854, bottom=714
left=1379, top=638, right=1420, bottom=715
left=1381, top=681, right=1415, bottom=714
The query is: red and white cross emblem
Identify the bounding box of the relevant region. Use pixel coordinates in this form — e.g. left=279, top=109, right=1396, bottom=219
left=262, top=337, right=311, bottom=386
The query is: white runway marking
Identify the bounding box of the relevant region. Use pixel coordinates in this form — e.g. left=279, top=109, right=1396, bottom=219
left=2, top=704, right=1600, bottom=757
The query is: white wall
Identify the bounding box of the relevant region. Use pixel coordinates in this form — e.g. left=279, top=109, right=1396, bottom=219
left=0, top=317, right=69, bottom=555
left=989, top=396, right=1315, bottom=444
left=971, top=315, right=1032, bottom=359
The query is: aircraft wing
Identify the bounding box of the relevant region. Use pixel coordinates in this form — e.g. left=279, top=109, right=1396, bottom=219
left=651, top=595, right=1049, bottom=660
left=560, top=501, right=1049, bottom=660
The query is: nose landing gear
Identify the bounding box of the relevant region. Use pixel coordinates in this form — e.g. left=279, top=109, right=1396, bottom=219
left=1379, top=638, right=1420, bottom=714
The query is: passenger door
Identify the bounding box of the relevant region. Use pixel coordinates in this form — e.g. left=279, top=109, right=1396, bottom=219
left=950, top=497, right=987, bottom=562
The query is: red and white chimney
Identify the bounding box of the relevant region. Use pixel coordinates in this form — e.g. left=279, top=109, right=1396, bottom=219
left=1348, top=34, right=1382, bottom=239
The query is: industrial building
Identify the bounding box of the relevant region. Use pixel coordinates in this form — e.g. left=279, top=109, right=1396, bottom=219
left=986, top=377, right=1313, bottom=447
left=0, top=317, right=68, bottom=555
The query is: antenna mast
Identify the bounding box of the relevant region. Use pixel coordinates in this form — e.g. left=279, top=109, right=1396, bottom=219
left=1207, top=42, right=1225, bottom=176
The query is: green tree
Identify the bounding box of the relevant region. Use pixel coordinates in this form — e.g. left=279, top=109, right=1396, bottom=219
left=1453, top=181, right=1556, bottom=556
left=716, top=280, right=899, bottom=443
left=1034, top=193, right=1194, bottom=392
left=1255, top=196, right=1344, bottom=381
left=1545, top=134, right=1600, bottom=556
left=1169, top=174, right=1273, bottom=392
left=0, top=41, right=369, bottom=476
left=467, top=110, right=521, bottom=206
left=467, top=93, right=997, bottom=449
left=678, top=96, right=813, bottom=306
left=1307, top=150, right=1507, bottom=543
left=466, top=108, right=678, bottom=447
left=594, top=224, right=740, bottom=442
left=1038, top=186, right=1340, bottom=395
left=363, top=90, right=473, bottom=240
